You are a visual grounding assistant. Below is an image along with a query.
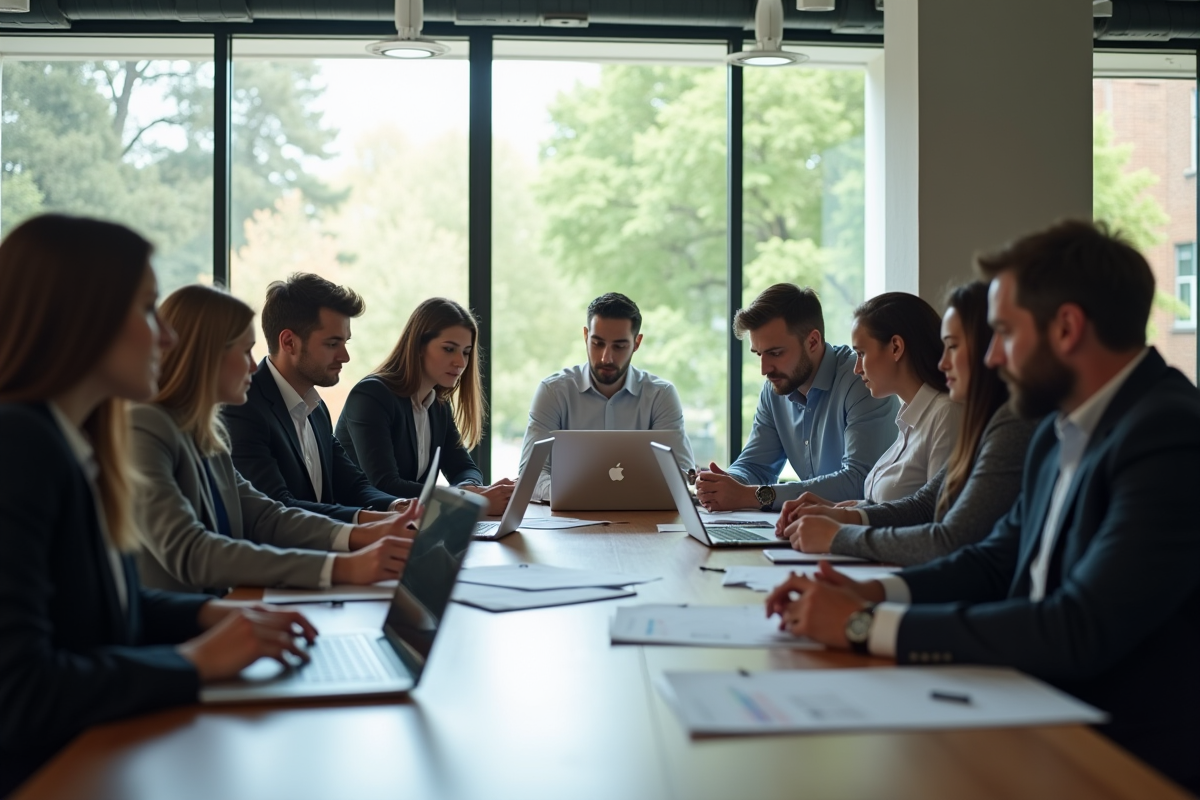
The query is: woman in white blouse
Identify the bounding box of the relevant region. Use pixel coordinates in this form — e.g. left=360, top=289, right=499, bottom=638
left=806, top=292, right=960, bottom=508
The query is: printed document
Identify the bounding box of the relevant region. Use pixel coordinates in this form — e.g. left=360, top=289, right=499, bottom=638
left=610, top=604, right=820, bottom=649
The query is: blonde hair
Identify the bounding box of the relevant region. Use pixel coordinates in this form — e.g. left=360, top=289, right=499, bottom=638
left=373, top=298, right=485, bottom=450
left=0, top=214, right=154, bottom=551
left=155, top=285, right=256, bottom=456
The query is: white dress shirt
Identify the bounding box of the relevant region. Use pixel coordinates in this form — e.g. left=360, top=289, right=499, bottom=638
left=49, top=403, right=128, bottom=612
left=861, top=383, right=961, bottom=504
left=867, top=349, right=1150, bottom=657
left=411, top=389, right=437, bottom=480
left=265, top=358, right=355, bottom=586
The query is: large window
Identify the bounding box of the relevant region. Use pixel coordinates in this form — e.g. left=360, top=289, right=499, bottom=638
left=490, top=41, right=729, bottom=478
left=1093, top=72, right=1198, bottom=382
left=228, top=40, right=470, bottom=419
left=741, top=57, right=868, bottom=472
left=0, top=38, right=215, bottom=296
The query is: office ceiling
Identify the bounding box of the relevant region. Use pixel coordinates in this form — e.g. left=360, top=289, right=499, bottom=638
left=0, top=0, right=1196, bottom=43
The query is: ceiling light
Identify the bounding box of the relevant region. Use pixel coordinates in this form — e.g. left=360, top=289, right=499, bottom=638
left=797, top=0, right=835, bottom=10
left=0, top=1, right=30, bottom=11
left=727, top=0, right=809, bottom=68
left=367, top=0, right=448, bottom=60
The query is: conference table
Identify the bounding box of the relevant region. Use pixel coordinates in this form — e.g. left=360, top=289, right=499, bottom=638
left=13, top=506, right=1191, bottom=800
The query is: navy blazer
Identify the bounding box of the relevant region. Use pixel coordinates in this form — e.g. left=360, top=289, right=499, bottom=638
left=0, top=403, right=207, bottom=796
left=336, top=375, right=483, bottom=498
left=223, top=359, right=399, bottom=523
left=894, top=349, right=1200, bottom=792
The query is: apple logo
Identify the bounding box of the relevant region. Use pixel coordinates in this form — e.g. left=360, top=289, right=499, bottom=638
left=609, top=463, right=625, bottom=482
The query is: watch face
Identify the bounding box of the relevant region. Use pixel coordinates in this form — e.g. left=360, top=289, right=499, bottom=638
left=846, top=611, right=872, bottom=644
left=755, top=485, right=775, bottom=506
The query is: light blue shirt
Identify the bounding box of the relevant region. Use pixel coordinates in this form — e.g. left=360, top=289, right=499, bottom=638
left=726, top=343, right=898, bottom=508
left=519, top=363, right=696, bottom=502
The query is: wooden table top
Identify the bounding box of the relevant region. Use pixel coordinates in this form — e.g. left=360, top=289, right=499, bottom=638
left=13, top=508, right=1192, bottom=800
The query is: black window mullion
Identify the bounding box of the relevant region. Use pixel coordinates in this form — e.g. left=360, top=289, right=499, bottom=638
left=469, top=33, right=493, bottom=481
left=213, top=30, right=232, bottom=288
left=726, top=35, right=745, bottom=462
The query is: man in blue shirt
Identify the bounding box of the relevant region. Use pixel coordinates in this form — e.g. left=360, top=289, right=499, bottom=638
left=696, top=284, right=897, bottom=511
left=518, top=293, right=695, bottom=503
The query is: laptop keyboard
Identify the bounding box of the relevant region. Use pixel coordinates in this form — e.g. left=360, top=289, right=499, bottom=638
left=294, top=635, right=393, bottom=684
left=474, top=521, right=500, bottom=535
left=709, top=527, right=771, bottom=542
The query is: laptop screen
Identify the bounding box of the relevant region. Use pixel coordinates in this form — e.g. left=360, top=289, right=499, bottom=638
left=383, top=485, right=484, bottom=684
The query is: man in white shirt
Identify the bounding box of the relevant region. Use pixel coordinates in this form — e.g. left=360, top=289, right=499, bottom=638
left=518, top=292, right=695, bottom=503
left=765, top=220, right=1200, bottom=793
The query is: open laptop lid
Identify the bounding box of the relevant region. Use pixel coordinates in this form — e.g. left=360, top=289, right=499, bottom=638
left=417, top=446, right=442, bottom=507
left=496, top=437, right=553, bottom=531
left=383, top=484, right=485, bottom=686
left=650, top=442, right=713, bottom=545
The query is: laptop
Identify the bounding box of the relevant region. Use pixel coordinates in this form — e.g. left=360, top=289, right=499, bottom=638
left=549, top=430, right=687, bottom=511
left=474, top=437, right=553, bottom=540
left=650, top=442, right=789, bottom=548
left=418, top=446, right=441, bottom=506
left=200, top=485, right=487, bottom=704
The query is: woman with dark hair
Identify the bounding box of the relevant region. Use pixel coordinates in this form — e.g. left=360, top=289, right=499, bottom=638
left=337, top=297, right=514, bottom=515
left=851, top=292, right=961, bottom=503
left=777, top=281, right=1040, bottom=566
left=0, top=215, right=319, bottom=795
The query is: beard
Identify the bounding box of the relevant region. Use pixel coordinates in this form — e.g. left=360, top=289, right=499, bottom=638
left=1001, top=337, right=1075, bottom=419
left=589, top=359, right=630, bottom=387
left=296, top=345, right=340, bottom=388
left=766, top=350, right=814, bottom=396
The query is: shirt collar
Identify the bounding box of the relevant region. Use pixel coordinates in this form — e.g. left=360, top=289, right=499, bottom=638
left=898, top=383, right=941, bottom=429
left=788, top=343, right=835, bottom=406
left=412, top=389, right=436, bottom=412
left=48, top=402, right=98, bottom=480
left=1054, top=347, right=1150, bottom=442
left=266, top=357, right=321, bottom=419
left=575, top=363, right=643, bottom=397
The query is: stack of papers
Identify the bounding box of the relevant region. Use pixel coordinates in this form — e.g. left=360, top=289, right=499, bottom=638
left=452, top=564, right=660, bottom=613
left=263, top=582, right=397, bottom=604
left=515, top=517, right=615, bottom=530
left=657, top=666, right=1108, bottom=735
left=721, top=565, right=900, bottom=593
left=610, top=604, right=818, bottom=649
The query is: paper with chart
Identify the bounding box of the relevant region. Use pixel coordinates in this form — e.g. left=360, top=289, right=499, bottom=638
left=764, top=550, right=871, bottom=565
left=656, top=666, right=1108, bottom=735
left=610, top=604, right=820, bottom=649
left=263, top=581, right=397, bottom=604
left=722, top=565, right=900, bottom=592
left=457, top=563, right=660, bottom=591
left=453, top=583, right=634, bottom=612
left=515, top=517, right=614, bottom=530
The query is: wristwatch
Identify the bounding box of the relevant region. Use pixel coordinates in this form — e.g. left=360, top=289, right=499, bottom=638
left=845, top=603, right=877, bottom=655
left=754, top=484, right=776, bottom=511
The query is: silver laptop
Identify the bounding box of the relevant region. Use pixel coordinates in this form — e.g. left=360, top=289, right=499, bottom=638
left=650, top=442, right=789, bottom=548
left=549, top=430, right=687, bottom=511
left=418, top=446, right=441, bottom=506
left=474, top=437, right=553, bottom=540
left=200, top=485, right=486, bottom=704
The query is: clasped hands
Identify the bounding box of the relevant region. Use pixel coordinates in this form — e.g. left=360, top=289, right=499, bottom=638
left=765, top=561, right=885, bottom=650
left=771, top=492, right=863, bottom=553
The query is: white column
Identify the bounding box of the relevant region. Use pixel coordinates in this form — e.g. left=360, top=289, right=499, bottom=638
left=884, top=0, right=1094, bottom=304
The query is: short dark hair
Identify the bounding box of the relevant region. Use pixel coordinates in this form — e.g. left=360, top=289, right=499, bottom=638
left=587, top=292, right=642, bottom=336
left=976, top=219, right=1154, bottom=351
left=261, top=273, right=365, bottom=355
left=853, top=292, right=948, bottom=392
left=733, top=283, right=824, bottom=341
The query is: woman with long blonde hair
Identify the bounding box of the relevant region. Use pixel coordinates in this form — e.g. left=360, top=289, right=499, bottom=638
left=131, top=284, right=421, bottom=596
left=337, top=297, right=514, bottom=514
left=0, top=215, right=318, bottom=795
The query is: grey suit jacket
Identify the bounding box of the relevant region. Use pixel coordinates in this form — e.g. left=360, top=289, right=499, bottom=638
left=829, top=403, right=1039, bottom=566
left=130, top=403, right=343, bottom=595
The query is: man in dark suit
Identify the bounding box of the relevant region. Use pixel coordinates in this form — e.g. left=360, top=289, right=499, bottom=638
left=766, top=220, right=1200, bottom=793
left=224, top=273, right=404, bottom=524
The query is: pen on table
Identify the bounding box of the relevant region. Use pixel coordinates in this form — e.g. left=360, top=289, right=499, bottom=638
left=929, top=690, right=972, bottom=705
left=699, top=566, right=725, bottom=573
left=737, top=668, right=752, bottom=677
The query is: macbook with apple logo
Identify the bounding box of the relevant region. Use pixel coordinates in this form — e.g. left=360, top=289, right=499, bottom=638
left=548, top=429, right=690, bottom=511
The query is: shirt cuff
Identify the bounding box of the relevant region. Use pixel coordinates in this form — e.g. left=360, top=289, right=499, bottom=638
left=868, top=602, right=907, bottom=658
left=352, top=509, right=361, bottom=524
left=319, top=553, right=337, bottom=589
left=877, top=575, right=912, bottom=604
left=332, top=524, right=354, bottom=553
left=856, top=508, right=869, bottom=525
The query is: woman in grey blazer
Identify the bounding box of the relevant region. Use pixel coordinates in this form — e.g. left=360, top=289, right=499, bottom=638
left=133, top=286, right=421, bottom=596
left=778, top=281, right=1039, bottom=566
